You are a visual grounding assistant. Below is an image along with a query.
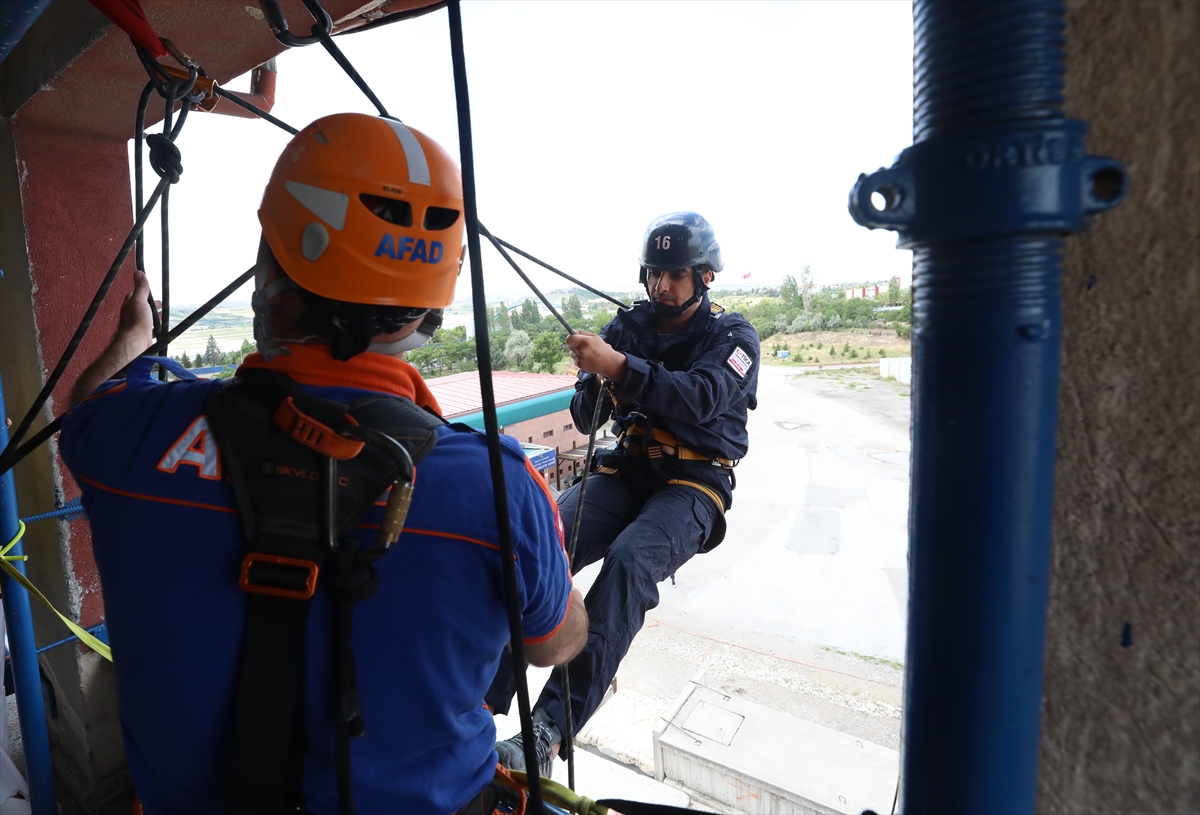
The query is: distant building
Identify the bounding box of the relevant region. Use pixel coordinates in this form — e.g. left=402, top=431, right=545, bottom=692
left=846, top=285, right=882, bottom=299
left=426, top=370, right=612, bottom=490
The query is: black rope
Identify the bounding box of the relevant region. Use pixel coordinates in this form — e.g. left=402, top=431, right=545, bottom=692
left=560, top=387, right=609, bottom=790
left=447, top=3, right=544, bottom=811
left=318, top=35, right=389, bottom=117
left=0, top=418, right=61, bottom=478
left=494, top=237, right=631, bottom=311
left=213, top=87, right=299, bottom=135
left=2, top=56, right=201, bottom=463
left=0, top=177, right=170, bottom=458
left=479, top=223, right=575, bottom=336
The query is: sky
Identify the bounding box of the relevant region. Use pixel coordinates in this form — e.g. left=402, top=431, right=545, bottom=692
left=132, top=1, right=914, bottom=308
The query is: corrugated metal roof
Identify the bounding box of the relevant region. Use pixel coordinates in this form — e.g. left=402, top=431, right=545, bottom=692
left=427, top=371, right=578, bottom=419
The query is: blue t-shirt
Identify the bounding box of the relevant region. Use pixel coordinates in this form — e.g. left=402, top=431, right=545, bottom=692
left=60, top=351, right=571, bottom=814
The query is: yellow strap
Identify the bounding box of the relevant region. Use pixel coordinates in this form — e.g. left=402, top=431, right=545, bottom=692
left=622, top=427, right=737, bottom=467
left=667, top=479, right=727, bottom=515
left=0, top=521, right=113, bottom=662
left=503, top=769, right=609, bottom=815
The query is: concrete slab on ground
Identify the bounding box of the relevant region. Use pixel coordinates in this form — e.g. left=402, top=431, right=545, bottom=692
left=655, top=683, right=898, bottom=815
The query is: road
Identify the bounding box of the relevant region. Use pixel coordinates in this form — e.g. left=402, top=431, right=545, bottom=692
left=498, top=362, right=913, bottom=789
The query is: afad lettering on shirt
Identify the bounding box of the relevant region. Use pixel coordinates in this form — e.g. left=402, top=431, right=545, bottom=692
left=157, top=416, right=221, bottom=480
left=157, top=417, right=352, bottom=486
left=373, top=235, right=444, bottom=263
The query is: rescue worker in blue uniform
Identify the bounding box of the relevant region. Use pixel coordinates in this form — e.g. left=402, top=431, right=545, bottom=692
left=59, top=113, right=586, bottom=814
left=488, top=211, right=759, bottom=775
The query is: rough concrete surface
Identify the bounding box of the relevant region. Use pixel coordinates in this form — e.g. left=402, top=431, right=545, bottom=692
left=1039, top=2, right=1200, bottom=813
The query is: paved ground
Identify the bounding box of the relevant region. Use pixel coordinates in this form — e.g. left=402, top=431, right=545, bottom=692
left=498, top=362, right=913, bottom=797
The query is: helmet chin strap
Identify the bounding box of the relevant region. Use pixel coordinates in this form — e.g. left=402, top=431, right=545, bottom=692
left=368, top=310, right=442, bottom=356
left=646, top=269, right=708, bottom=318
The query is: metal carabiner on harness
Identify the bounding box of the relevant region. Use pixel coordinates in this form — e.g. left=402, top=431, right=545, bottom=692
left=258, top=0, right=333, bottom=47
left=338, top=425, right=416, bottom=551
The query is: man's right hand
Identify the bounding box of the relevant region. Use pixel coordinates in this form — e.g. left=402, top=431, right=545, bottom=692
left=524, top=587, right=588, bottom=667
left=566, top=331, right=628, bottom=383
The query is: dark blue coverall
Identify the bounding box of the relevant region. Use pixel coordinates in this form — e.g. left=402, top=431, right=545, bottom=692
left=485, top=295, right=760, bottom=753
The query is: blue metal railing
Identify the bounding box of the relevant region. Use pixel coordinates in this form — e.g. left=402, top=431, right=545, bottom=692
left=849, top=1, right=1127, bottom=812
left=0, top=368, right=57, bottom=813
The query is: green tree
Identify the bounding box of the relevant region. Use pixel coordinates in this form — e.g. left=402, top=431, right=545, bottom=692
left=800, top=264, right=814, bottom=313
left=520, top=298, right=540, bottom=327
left=504, top=330, right=532, bottom=369
left=239, top=338, right=255, bottom=358
left=179, top=351, right=192, bottom=368
left=590, top=309, right=613, bottom=333
left=887, top=276, right=900, bottom=305
left=562, top=293, right=583, bottom=321
left=491, top=303, right=512, bottom=331
left=780, top=274, right=798, bottom=307
left=531, top=332, right=565, bottom=373
left=203, top=335, right=221, bottom=366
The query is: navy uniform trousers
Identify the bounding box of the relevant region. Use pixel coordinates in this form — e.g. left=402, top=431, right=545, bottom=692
left=484, top=469, right=719, bottom=754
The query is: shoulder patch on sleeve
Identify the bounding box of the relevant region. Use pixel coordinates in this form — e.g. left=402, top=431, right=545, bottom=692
left=727, top=346, right=753, bottom=378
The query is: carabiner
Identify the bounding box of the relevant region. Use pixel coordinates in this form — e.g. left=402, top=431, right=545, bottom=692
left=258, top=0, right=333, bottom=47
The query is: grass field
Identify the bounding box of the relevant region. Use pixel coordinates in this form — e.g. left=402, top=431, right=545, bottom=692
left=763, top=327, right=911, bottom=367
left=165, top=306, right=254, bottom=357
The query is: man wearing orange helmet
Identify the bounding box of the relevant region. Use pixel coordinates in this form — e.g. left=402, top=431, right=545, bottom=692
left=60, top=113, right=585, bottom=813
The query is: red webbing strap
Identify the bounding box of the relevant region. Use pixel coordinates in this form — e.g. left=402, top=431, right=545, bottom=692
left=86, top=0, right=168, bottom=57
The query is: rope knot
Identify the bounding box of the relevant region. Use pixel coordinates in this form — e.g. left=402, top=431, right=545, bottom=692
left=146, top=133, right=182, bottom=183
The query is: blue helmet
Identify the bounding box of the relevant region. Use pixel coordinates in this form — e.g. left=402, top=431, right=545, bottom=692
left=638, top=211, right=723, bottom=316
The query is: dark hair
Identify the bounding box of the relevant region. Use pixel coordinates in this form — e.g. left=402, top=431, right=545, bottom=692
left=295, top=287, right=426, bottom=361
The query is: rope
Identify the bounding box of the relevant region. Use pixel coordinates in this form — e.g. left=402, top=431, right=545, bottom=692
left=447, top=2, right=545, bottom=811
left=502, top=770, right=608, bottom=815
left=318, top=35, right=389, bottom=117
left=20, top=502, right=84, bottom=524
left=493, top=238, right=630, bottom=311
left=0, top=522, right=113, bottom=661
left=560, top=386, right=608, bottom=790
left=213, top=87, right=299, bottom=135
left=479, top=223, right=576, bottom=336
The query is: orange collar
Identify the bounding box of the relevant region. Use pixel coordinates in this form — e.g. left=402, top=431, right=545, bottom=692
left=238, top=344, right=441, bottom=414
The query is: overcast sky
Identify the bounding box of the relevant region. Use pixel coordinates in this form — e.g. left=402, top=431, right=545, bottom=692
left=134, top=1, right=914, bottom=308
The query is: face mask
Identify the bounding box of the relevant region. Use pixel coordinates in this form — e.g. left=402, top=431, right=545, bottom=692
left=368, top=310, right=443, bottom=356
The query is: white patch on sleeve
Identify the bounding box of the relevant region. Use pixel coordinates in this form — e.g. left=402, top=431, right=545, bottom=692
left=726, top=346, right=753, bottom=378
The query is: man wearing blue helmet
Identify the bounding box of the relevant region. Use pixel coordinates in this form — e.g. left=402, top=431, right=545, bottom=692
left=487, top=212, right=760, bottom=776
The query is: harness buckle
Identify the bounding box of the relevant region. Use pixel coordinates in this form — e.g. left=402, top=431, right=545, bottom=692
left=239, top=553, right=319, bottom=600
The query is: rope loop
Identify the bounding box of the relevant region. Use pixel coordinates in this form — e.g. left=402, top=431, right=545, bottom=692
left=146, top=134, right=183, bottom=183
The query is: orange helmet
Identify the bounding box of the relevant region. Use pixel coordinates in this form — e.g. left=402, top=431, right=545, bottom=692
left=258, top=113, right=464, bottom=309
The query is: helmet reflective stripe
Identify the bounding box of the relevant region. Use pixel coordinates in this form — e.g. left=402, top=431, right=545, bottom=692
left=383, top=119, right=431, bottom=186
left=285, top=181, right=348, bottom=230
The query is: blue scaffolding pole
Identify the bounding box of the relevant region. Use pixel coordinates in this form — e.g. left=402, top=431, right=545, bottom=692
left=0, top=367, right=57, bottom=812
left=849, top=1, right=1127, bottom=812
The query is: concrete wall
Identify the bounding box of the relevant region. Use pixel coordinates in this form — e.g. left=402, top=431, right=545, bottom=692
left=1040, top=2, right=1199, bottom=812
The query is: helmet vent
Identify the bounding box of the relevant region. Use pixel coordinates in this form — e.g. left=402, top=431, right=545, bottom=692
left=423, top=206, right=460, bottom=231
left=360, top=194, right=413, bottom=227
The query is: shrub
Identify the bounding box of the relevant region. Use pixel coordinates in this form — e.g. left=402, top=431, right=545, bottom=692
left=879, top=349, right=887, bottom=357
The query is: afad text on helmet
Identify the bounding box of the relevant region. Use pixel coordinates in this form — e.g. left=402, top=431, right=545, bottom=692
left=373, top=235, right=445, bottom=264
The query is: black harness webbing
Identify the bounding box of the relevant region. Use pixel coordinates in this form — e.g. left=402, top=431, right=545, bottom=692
left=207, top=369, right=442, bottom=814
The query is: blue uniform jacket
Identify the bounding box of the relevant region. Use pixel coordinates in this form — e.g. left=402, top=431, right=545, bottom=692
left=571, top=296, right=759, bottom=508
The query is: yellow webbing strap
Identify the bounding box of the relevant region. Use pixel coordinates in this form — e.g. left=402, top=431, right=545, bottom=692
left=622, top=426, right=737, bottom=467
left=502, top=769, right=610, bottom=815
left=0, top=521, right=114, bottom=662
left=666, top=479, right=726, bottom=515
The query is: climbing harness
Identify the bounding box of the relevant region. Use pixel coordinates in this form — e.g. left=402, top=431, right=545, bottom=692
left=208, top=368, right=439, bottom=814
